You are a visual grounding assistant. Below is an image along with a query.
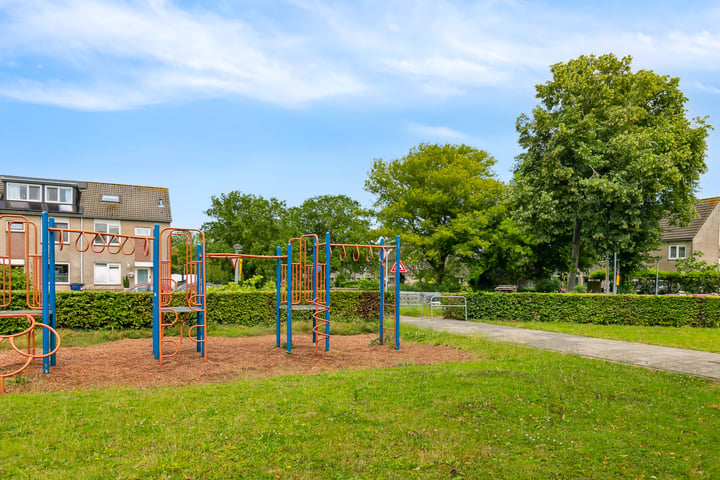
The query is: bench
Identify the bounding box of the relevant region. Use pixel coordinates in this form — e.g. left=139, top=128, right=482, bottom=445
left=494, top=285, right=518, bottom=293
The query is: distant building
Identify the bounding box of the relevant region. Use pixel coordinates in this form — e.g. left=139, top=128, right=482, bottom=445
left=0, top=175, right=171, bottom=290
left=649, top=197, right=720, bottom=271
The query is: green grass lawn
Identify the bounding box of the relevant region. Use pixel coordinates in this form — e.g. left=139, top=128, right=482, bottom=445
left=480, top=320, right=720, bottom=353
left=1, top=327, right=719, bottom=479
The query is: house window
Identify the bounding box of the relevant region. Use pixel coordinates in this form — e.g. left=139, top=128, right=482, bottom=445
left=94, top=220, right=121, bottom=246
left=94, top=263, right=121, bottom=285
left=46, top=186, right=73, bottom=204
left=102, top=194, right=120, bottom=203
left=6, top=183, right=42, bottom=202
left=669, top=244, right=687, bottom=260
left=6, top=221, right=25, bottom=232
left=54, top=220, right=70, bottom=244
left=54, top=264, right=69, bottom=284
left=135, top=227, right=152, bottom=236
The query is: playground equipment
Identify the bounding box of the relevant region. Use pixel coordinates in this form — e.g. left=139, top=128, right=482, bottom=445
left=209, top=233, right=402, bottom=356
left=152, top=226, right=207, bottom=365
left=1, top=209, right=400, bottom=393
left=0, top=213, right=60, bottom=394
left=0, top=213, right=207, bottom=394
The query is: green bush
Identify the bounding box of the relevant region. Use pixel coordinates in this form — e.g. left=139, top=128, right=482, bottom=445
left=453, top=292, right=720, bottom=327
left=1, top=290, right=387, bottom=334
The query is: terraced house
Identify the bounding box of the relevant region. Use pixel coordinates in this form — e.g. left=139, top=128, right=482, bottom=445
left=0, top=175, right=171, bottom=290
left=650, top=197, right=720, bottom=271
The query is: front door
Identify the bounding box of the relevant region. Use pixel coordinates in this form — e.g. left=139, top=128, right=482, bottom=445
left=136, top=267, right=151, bottom=285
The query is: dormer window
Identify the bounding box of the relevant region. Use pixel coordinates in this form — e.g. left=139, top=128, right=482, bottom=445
left=46, top=186, right=73, bottom=204
left=7, top=183, right=42, bottom=202
left=102, top=194, right=120, bottom=203
left=158, top=198, right=165, bottom=208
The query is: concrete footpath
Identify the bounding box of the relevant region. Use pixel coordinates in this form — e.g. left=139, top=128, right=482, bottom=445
left=400, top=316, right=720, bottom=380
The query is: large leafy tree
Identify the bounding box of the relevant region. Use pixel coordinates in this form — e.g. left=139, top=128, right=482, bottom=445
left=202, top=191, right=289, bottom=282
left=365, top=143, right=504, bottom=288
left=286, top=194, right=373, bottom=243
left=512, top=54, right=711, bottom=289
left=287, top=194, right=376, bottom=278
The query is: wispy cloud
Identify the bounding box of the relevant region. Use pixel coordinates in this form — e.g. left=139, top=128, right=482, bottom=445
left=407, top=123, right=468, bottom=140
left=1, top=0, right=720, bottom=110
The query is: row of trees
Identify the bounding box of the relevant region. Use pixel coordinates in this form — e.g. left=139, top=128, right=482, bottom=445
left=202, top=53, right=712, bottom=291
left=202, top=193, right=374, bottom=283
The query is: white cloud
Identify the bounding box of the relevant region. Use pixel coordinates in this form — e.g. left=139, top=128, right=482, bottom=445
left=407, top=123, right=468, bottom=140
left=1, top=0, right=720, bottom=110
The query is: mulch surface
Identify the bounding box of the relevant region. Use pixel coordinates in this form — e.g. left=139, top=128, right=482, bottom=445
left=1, top=334, right=474, bottom=395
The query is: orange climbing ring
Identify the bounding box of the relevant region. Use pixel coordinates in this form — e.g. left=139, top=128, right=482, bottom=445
left=0, top=313, right=61, bottom=394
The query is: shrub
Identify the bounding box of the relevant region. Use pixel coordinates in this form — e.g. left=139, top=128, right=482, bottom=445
left=454, top=292, right=720, bottom=328
left=1, top=290, right=388, bottom=334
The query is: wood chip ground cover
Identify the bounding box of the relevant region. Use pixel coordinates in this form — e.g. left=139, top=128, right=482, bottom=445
left=1, top=334, right=473, bottom=394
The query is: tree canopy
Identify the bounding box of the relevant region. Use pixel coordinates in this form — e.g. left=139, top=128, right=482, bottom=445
left=202, top=192, right=377, bottom=284
left=511, top=53, right=711, bottom=288
left=365, top=143, right=505, bottom=289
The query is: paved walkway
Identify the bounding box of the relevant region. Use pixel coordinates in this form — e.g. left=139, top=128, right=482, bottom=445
left=400, top=316, right=720, bottom=380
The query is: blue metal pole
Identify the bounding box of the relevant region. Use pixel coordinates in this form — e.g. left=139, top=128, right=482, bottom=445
left=196, top=244, right=204, bottom=355
left=152, top=224, right=160, bottom=359
left=276, top=246, right=282, bottom=348
left=286, top=243, right=292, bottom=354
left=312, top=237, right=318, bottom=345
left=324, top=232, right=331, bottom=352
left=48, top=217, right=57, bottom=367
left=41, top=212, right=50, bottom=373
left=395, top=235, right=401, bottom=350
left=379, top=237, right=385, bottom=345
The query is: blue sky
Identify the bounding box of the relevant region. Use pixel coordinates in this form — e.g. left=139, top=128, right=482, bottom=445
left=1, top=0, right=719, bottom=229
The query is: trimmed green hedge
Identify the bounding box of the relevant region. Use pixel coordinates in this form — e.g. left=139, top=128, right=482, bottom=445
left=1, top=290, right=384, bottom=334
left=455, top=292, right=720, bottom=328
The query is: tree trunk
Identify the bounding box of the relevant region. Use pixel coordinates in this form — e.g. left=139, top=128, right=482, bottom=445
left=568, top=217, right=582, bottom=291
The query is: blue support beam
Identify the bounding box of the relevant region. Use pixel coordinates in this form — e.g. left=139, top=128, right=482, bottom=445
left=324, top=232, right=331, bottom=352
left=286, top=243, right=292, bottom=354
left=395, top=235, right=401, bottom=350
left=152, top=224, right=160, bottom=360
left=41, top=212, right=50, bottom=374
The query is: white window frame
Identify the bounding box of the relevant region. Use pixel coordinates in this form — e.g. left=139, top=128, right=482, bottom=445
left=6, top=182, right=42, bottom=202
left=54, top=263, right=70, bottom=284
left=94, top=263, right=121, bottom=285
left=45, top=185, right=74, bottom=204
left=54, top=219, right=70, bottom=244
left=135, top=227, right=152, bottom=236
left=94, top=220, right=121, bottom=246
left=669, top=244, right=687, bottom=260
left=6, top=221, right=25, bottom=232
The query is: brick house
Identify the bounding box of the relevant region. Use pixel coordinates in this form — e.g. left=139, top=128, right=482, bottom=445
left=0, top=175, right=171, bottom=290
left=648, top=197, right=720, bottom=271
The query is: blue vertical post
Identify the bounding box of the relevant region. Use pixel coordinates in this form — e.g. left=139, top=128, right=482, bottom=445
left=41, top=212, right=50, bottom=374
left=152, top=224, right=160, bottom=359
left=312, top=237, right=318, bottom=345
left=196, top=244, right=204, bottom=356
left=286, top=243, right=292, bottom=354
left=48, top=217, right=57, bottom=367
left=324, top=232, right=331, bottom=352
left=379, top=237, right=385, bottom=345
left=395, top=235, right=401, bottom=350
left=275, top=246, right=282, bottom=348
